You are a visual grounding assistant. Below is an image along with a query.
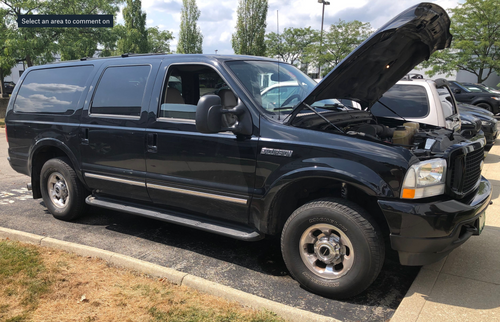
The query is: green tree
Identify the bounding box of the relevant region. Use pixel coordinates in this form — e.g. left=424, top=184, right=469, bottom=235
left=177, top=0, right=202, bottom=54
left=311, top=20, right=372, bottom=76
left=232, top=0, right=268, bottom=56
left=117, top=0, right=149, bottom=54
left=1, top=0, right=59, bottom=67
left=421, top=0, right=500, bottom=83
left=148, top=27, right=174, bottom=53
left=48, top=0, right=122, bottom=61
left=0, top=8, right=17, bottom=97
left=1, top=0, right=122, bottom=66
left=265, top=27, right=319, bottom=65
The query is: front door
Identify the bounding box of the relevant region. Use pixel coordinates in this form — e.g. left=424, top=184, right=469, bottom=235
left=145, top=62, right=258, bottom=224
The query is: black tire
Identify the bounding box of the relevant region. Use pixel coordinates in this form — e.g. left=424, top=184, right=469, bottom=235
left=40, top=157, right=88, bottom=221
left=281, top=198, right=384, bottom=299
left=476, top=102, right=493, bottom=112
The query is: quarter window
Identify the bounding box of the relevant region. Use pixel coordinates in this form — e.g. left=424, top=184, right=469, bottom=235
left=91, top=65, right=151, bottom=116
left=14, top=66, right=92, bottom=114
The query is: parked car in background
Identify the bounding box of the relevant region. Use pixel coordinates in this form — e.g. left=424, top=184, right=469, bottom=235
left=446, top=80, right=500, bottom=114
left=459, top=82, right=500, bottom=95
left=2, top=81, right=15, bottom=95
left=459, top=102, right=498, bottom=151
left=369, top=79, right=462, bottom=132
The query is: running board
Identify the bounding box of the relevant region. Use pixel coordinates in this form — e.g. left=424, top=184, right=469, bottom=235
left=85, top=196, right=264, bottom=241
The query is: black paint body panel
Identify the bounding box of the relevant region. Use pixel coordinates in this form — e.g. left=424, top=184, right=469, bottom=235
left=5, top=52, right=492, bottom=267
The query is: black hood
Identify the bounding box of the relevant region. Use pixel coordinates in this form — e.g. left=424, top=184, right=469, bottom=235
left=290, top=2, right=452, bottom=121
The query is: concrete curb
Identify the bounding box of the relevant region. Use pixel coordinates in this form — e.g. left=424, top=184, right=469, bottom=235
left=0, top=226, right=338, bottom=322
left=389, top=268, right=438, bottom=322
left=390, top=257, right=446, bottom=322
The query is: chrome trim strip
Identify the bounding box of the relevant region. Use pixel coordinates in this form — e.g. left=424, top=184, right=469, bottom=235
left=147, top=183, right=247, bottom=205
left=88, top=113, right=141, bottom=120
left=85, top=173, right=145, bottom=187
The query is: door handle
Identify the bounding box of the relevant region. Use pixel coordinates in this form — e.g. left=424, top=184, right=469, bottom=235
left=147, top=133, right=158, bottom=153
left=81, top=128, right=89, bottom=145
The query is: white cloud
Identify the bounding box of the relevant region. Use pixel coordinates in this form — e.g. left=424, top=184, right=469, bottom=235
left=23, top=83, right=85, bottom=93
left=140, top=0, right=460, bottom=55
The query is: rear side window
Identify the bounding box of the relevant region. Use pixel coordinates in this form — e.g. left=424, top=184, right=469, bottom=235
left=14, top=66, right=92, bottom=114
left=91, top=65, right=151, bottom=116
left=371, top=84, right=429, bottom=118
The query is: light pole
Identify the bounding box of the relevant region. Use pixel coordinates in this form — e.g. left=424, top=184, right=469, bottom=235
left=318, top=0, right=330, bottom=78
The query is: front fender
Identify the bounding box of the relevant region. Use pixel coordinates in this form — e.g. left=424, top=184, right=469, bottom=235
left=250, top=158, right=402, bottom=234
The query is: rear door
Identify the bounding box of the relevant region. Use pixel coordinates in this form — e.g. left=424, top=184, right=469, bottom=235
left=144, top=60, right=258, bottom=224
left=80, top=59, right=161, bottom=201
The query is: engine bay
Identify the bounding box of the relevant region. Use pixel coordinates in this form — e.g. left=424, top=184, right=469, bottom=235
left=292, top=110, right=471, bottom=158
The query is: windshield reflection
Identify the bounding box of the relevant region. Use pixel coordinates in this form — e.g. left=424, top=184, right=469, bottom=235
left=226, top=61, right=316, bottom=119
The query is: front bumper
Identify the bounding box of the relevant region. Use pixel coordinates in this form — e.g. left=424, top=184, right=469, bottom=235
left=378, top=177, right=492, bottom=266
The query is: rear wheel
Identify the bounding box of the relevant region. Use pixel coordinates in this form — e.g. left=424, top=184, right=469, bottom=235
left=281, top=198, right=384, bottom=299
left=40, top=157, right=88, bottom=221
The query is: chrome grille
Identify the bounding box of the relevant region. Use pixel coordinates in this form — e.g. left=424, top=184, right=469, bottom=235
left=448, top=145, right=484, bottom=198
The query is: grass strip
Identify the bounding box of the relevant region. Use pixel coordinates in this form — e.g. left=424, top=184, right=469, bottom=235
left=0, top=240, right=284, bottom=322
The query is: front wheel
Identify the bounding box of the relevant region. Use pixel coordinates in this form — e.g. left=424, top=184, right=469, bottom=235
left=476, top=102, right=493, bottom=112
left=281, top=198, right=384, bottom=299
left=40, top=157, right=88, bottom=221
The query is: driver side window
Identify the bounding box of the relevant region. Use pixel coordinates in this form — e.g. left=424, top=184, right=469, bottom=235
left=159, top=65, right=238, bottom=125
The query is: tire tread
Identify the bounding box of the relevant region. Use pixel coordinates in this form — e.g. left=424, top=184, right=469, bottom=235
left=281, top=197, right=384, bottom=298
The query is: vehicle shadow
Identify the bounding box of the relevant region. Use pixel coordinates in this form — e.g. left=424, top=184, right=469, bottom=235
left=416, top=225, right=500, bottom=311
left=50, top=202, right=419, bottom=311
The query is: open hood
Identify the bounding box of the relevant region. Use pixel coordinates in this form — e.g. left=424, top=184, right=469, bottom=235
left=289, top=2, right=452, bottom=122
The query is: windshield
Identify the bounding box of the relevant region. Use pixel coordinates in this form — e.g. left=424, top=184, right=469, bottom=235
left=225, top=60, right=316, bottom=119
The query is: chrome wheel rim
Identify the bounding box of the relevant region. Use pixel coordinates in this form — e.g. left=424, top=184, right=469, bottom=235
left=47, top=172, right=70, bottom=209
left=299, top=223, right=354, bottom=279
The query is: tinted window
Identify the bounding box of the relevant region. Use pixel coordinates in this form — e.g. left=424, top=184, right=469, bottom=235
left=14, top=66, right=92, bottom=114
left=159, top=66, right=232, bottom=121
left=463, top=84, right=487, bottom=93
left=91, top=65, right=151, bottom=116
left=371, top=84, right=429, bottom=118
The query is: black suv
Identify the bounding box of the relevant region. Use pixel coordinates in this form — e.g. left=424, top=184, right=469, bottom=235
left=5, top=3, right=491, bottom=299
left=447, top=80, right=500, bottom=114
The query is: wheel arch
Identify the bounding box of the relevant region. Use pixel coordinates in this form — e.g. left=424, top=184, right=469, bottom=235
left=29, top=139, right=85, bottom=199
left=253, top=167, right=394, bottom=236
left=473, top=100, right=494, bottom=112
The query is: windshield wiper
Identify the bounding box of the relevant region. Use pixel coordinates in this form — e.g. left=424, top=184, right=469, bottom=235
left=303, top=102, right=344, bottom=133
left=376, top=100, right=407, bottom=122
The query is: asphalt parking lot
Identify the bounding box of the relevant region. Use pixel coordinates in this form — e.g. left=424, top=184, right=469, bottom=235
left=0, top=129, right=419, bottom=321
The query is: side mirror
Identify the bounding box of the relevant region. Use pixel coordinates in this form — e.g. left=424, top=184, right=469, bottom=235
left=196, top=94, right=253, bottom=136
left=196, top=95, right=223, bottom=133
left=454, top=88, right=461, bottom=94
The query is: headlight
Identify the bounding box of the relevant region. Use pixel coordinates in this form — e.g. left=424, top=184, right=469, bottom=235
left=492, top=97, right=500, bottom=101
left=401, top=159, right=447, bottom=199
left=462, top=120, right=472, bottom=125
left=481, top=120, right=492, bottom=126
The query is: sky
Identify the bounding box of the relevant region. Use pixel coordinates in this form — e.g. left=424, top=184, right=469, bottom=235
left=116, top=0, right=462, bottom=55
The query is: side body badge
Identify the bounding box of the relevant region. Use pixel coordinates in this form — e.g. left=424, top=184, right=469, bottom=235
left=260, top=147, right=293, bottom=157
